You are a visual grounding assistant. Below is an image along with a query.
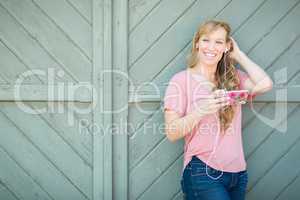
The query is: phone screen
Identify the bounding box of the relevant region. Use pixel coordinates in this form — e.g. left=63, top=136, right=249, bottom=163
left=226, top=90, right=249, bottom=104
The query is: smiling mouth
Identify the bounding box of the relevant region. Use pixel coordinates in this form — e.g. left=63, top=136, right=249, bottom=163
left=203, top=52, right=217, bottom=58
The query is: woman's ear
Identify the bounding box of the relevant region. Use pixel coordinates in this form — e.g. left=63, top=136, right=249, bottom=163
left=228, top=39, right=234, bottom=52
left=225, top=42, right=231, bottom=52
left=224, top=45, right=230, bottom=53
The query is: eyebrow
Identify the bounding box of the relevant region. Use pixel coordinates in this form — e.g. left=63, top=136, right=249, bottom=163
left=200, top=35, right=226, bottom=41
left=201, top=35, right=225, bottom=41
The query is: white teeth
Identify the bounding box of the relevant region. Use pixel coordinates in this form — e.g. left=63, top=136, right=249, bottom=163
left=204, top=53, right=216, bottom=57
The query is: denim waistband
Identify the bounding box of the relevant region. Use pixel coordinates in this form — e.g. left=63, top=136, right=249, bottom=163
left=189, top=155, right=247, bottom=175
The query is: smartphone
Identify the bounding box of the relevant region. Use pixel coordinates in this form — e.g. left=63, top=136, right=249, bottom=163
left=225, top=90, right=249, bottom=104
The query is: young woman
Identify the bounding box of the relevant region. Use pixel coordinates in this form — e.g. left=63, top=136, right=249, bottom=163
left=164, top=20, right=273, bottom=200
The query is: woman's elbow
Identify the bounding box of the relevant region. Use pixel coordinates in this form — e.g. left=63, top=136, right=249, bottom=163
left=264, top=78, right=273, bottom=92
left=255, top=77, right=273, bottom=94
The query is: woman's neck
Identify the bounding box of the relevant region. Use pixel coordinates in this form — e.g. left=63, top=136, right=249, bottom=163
left=191, top=63, right=217, bottom=81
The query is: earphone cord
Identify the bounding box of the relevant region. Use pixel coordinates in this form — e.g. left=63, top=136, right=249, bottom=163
left=205, top=113, right=224, bottom=180
left=222, top=52, right=227, bottom=90
left=205, top=53, right=228, bottom=180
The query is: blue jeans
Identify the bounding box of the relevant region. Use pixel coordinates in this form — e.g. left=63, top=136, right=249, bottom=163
left=181, top=156, right=248, bottom=200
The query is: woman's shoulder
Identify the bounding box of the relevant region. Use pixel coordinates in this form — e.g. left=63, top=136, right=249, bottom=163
left=168, top=69, right=188, bottom=82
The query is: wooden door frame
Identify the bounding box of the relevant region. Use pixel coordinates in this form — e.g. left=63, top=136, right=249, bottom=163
left=93, top=0, right=128, bottom=199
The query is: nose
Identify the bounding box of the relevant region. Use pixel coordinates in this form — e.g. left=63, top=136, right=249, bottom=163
left=208, top=41, right=215, bottom=50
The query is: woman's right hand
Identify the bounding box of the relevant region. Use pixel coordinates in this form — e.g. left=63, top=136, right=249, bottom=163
left=164, top=89, right=230, bottom=142
left=193, top=90, right=230, bottom=116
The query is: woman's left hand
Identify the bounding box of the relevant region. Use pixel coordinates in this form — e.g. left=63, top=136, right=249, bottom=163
left=228, top=37, right=243, bottom=62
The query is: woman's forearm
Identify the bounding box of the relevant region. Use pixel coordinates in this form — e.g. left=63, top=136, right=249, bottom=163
left=165, top=111, right=206, bottom=142
left=236, top=51, right=273, bottom=87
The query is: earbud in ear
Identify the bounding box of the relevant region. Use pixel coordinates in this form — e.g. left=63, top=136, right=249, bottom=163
left=225, top=48, right=229, bottom=53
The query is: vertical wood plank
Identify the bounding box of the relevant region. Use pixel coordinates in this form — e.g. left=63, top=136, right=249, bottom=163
left=93, top=0, right=113, bottom=199
left=112, top=0, right=129, bottom=199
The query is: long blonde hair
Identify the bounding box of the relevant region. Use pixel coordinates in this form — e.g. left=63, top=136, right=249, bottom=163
left=187, top=20, right=240, bottom=133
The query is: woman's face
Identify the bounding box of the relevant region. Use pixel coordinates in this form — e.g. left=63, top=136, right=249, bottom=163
left=196, top=27, right=229, bottom=67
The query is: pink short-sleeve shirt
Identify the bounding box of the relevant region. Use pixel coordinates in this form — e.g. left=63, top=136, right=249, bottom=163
left=164, top=69, right=254, bottom=173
